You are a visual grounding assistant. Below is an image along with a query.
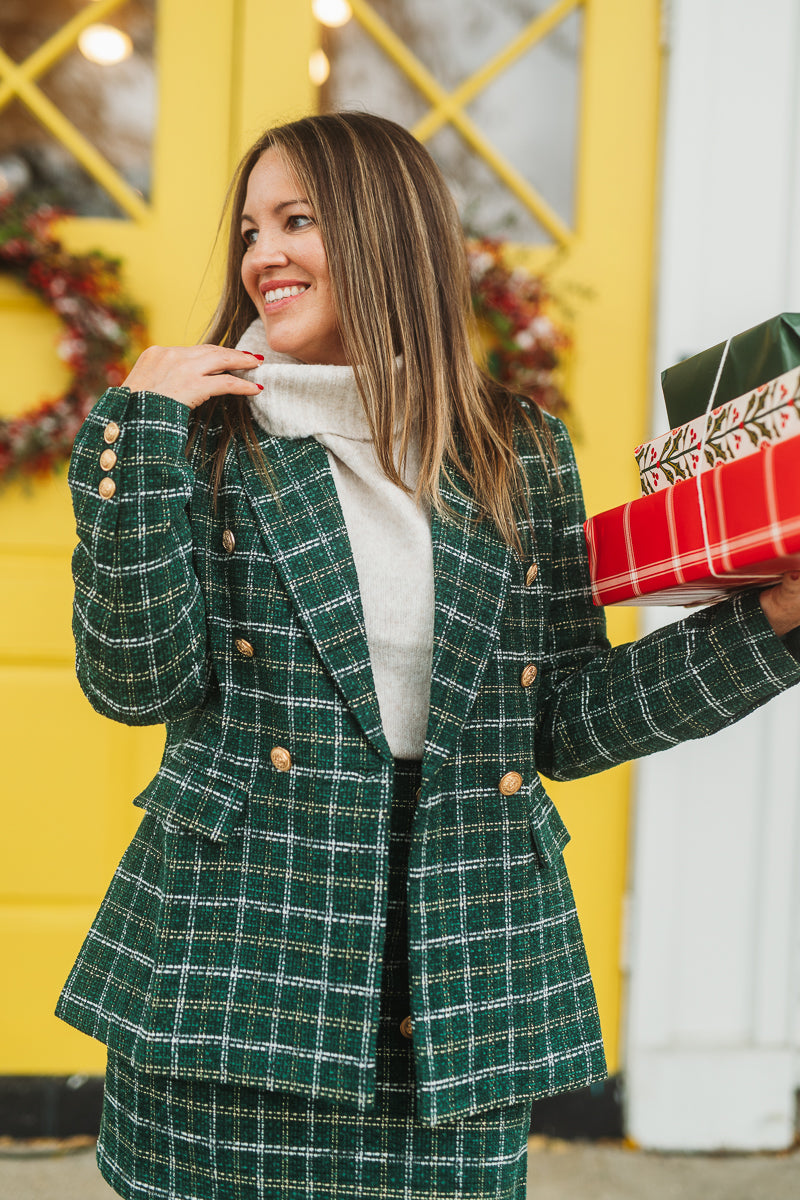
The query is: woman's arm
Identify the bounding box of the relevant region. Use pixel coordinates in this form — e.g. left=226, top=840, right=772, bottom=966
left=533, top=421, right=800, bottom=781
left=69, top=345, right=262, bottom=725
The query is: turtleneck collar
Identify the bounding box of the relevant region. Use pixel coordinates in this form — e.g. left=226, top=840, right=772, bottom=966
left=236, top=318, right=382, bottom=443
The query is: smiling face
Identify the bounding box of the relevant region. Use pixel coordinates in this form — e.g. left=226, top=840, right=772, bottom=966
left=240, top=149, right=346, bottom=365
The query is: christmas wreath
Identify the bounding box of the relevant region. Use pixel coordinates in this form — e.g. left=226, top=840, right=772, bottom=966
left=0, top=197, right=146, bottom=485
left=0, top=203, right=569, bottom=487
left=467, top=236, right=570, bottom=419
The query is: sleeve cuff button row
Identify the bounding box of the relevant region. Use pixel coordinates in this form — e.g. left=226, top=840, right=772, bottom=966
left=98, top=423, right=121, bottom=496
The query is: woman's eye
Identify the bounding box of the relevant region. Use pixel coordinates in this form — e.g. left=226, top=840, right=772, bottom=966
left=242, top=228, right=258, bottom=246
left=287, top=214, right=313, bottom=230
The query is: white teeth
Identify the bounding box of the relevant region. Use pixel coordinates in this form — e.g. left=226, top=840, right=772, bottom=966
left=264, top=285, right=307, bottom=304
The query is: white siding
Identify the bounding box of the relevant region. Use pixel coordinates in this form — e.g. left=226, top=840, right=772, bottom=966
left=624, top=0, right=800, bottom=1151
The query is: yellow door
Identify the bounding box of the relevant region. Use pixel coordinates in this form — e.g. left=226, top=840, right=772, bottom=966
left=0, top=0, right=316, bottom=1075
left=1, top=0, right=662, bottom=1080
left=325, top=0, right=663, bottom=1072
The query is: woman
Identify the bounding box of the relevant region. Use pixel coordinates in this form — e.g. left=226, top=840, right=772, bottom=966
left=57, top=112, right=800, bottom=1199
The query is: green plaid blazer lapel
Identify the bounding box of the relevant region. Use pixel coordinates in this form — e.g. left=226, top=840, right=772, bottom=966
left=237, top=429, right=515, bottom=782
left=424, top=469, right=512, bottom=786
left=236, top=428, right=391, bottom=763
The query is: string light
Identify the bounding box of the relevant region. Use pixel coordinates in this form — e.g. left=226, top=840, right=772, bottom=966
left=309, top=48, right=331, bottom=86
left=78, top=25, right=132, bottom=66
left=312, top=0, right=353, bottom=28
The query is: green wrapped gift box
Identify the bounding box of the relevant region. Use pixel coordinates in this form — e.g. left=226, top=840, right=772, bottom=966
left=661, top=313, right=800, bottom=429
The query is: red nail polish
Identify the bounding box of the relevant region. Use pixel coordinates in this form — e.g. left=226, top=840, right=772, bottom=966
left=256, top=383, right=264, bottom=390
left=244, top=351, right=264, bottom=361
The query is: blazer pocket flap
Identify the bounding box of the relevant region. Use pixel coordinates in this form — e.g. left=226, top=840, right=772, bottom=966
left=526, top=780, right=570, bottom=868
left=134, top=757, right=248, bottom=843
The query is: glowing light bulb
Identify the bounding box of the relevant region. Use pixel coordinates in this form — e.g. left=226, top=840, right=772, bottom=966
left=78, top=24, right=133, bottom=66
left=312, top=0, right=353, bottom=28
left=309, top=48, right=331, bottom=86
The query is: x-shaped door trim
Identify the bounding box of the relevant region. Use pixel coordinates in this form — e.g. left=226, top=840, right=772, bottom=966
left=0, top=0, right=149, bottom=221
left=348, top=0, right=583, bottom=247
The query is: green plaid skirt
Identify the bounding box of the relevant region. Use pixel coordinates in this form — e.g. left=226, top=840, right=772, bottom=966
left=97, top=761, right=531, bottom=1199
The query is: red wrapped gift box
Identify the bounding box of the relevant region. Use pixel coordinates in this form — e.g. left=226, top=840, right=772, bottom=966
left=584, top=434, right=800, bottom=606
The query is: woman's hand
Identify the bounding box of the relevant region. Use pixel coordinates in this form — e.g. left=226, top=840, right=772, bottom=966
left=759, top=573, right=800, bottom=637
left=121, top=344, right=264, bottom=409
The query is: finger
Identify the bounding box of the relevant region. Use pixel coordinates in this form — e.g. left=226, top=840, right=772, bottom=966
left=171, top=371, right=264, bottom=409
left=187, top=375, right=264, bottom=408
left=214, top=373, right=264, bottom=395
left=196, top=344, right=265, bottom=372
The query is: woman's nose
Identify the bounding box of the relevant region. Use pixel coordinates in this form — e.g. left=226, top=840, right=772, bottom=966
left=249, top=232, right=290, bottom=269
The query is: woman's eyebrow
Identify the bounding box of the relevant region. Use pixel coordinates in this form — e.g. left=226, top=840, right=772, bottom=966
left=240, top=199, right=310, bottom=224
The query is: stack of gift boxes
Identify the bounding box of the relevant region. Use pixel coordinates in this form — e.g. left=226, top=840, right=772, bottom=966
left=584, top=314, right=800, bottom=605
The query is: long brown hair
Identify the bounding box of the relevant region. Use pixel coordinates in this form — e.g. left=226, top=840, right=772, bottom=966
left=196, top=112, right=556, bottom=553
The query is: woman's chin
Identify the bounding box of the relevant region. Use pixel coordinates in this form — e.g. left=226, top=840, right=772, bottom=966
left=259, top=324, right=301, bottom=362
left=259, top=318, right=348, bottom=366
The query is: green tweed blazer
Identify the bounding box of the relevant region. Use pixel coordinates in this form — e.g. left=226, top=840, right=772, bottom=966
left=56, top=386, right=800, bottom=1126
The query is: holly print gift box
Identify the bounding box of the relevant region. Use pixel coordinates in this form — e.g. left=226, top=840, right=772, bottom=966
left=635, top=366, right=800, bottom=496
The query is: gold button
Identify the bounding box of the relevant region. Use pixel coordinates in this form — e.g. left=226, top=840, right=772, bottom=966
left=99, top=448, right=117, bottom=470
left=270, top=746, right=292, bottom=772
left=103, top=421, right=121, bottom=444
left=525, top=562, right=538, bottom=586
left=235, top=638, right=254, bottom=658
left=520, top=664, right=538, bottom=688
left=222, top=529, right=236, bottom=554
left=399, top=1016, right=413, bottom=1040
left=98, top=477, right=116, bottom=499
left=414, top=787, right=421, bottom=802
left=499, top=771, right=523, bottom=796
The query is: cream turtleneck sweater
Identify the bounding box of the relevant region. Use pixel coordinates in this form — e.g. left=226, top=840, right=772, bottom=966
left=236, top=319, right=434, bottom=761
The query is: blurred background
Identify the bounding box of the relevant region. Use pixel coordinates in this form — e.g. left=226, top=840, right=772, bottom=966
left=1, top=0, right=799, bottom=1156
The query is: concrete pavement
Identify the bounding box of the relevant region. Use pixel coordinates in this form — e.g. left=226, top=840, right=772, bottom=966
left=0, top=1136, right=798, bottom=1198
left=525, top=1136, right=799, bottom=1198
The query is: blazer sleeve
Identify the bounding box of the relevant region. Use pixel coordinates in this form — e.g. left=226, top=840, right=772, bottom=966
left=69, top=386, right=210, bottom=725
left=533, top=419, right=800, bottom=781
